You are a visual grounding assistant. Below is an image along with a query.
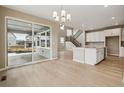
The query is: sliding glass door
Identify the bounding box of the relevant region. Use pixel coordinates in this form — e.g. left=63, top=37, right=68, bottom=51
left=6, top=18, right=51, bottom=67
left=32, top=24, right=51, bottom=62
left=7, top=19, right=32, bottom=66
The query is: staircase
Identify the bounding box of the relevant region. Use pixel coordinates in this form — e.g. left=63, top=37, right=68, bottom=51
left=65, top=30, right=83, bottom=47
left=73, top=30, right=83, bottom=39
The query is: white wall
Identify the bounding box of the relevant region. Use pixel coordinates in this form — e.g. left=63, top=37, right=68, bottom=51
left=65, top=41, right=76, bottom=51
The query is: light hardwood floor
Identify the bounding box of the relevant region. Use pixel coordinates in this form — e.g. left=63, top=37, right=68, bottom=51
left=0, top=51, right=124, bottom=87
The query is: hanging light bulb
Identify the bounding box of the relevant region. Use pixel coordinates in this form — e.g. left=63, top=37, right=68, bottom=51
left=61, top=17, right=66, bottom=23
left=52, top=7, right=71, bottom=29
left=67, top=13, right=71, bottom=22
left=55, top=16, right=59, bottom=21
left=61, top=10, right=66, bottom=17
left=60, top=24, right=64, bottom=30
left=53, top=11, right=57, bottom=18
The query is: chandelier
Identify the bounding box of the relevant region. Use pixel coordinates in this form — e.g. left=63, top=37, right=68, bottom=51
left=52, top=8, right=71, bottom=30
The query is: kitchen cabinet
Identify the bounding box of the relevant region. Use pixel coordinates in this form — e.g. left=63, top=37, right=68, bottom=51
left=86, top=32, right=92, bottom=42
left=86, top=31, right=104, bottom=42
left=73, top=48, right=85, bottom=63
left=104, top=28, right=120, bottom=36
left=86, top=28, right=121, bottom=42
left=120, top=47, right=124, bottom=57
left=73, top=47, right=105, bottom=65
left=85, top=48, right=104, bottom=65
left=99, top=31, right=105, bottom=41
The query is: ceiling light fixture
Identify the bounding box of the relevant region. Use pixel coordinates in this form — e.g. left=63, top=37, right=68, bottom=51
left=104, top=5, right=108, bottom=7
left=112, top=17, right=115, bottom=20
left=53, top=10, right=71, bottom=22
left=60, top=24, right=65, bottom=30
left=52, top=6, right=71, bottom=30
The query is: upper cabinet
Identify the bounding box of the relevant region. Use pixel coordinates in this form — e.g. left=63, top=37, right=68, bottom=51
left=86, top=31, right=104, bottom=42
left=86, top=32, right=92, bottom=42
left=104, top=28, right=121, bottom=36
left=86, top=28, right=121, bottom=42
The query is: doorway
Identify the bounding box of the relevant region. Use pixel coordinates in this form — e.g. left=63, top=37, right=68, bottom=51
left=6, top=17, right=52, bottom=67
left=106, top=36, right=119, bottom=56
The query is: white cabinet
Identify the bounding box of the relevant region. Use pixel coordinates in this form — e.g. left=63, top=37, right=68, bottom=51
left=86, top=31, right=104, bottom=42
left=99, top=31, right=105, bottom=41
left=86, top=32, right=92, bottom=42
left=85, top=48, right=97, bottom=65
left=86, top=28, right=121, bottom=42
left=120, top=47, right=124, bottom=57
left=73, top=47, right=105, bottom=65
left=96, top=48, right=104, bottom=63
left=93, top=32, right=98, bottom=41
left=85, top=48, right=104, bottom=65
left=95, top=31, right=104, bottom=42
left=104, top=28, right=120, bottom=36
left=73, top=48, right=85, bottom=63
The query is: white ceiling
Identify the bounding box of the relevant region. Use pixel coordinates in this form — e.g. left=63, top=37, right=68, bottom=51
left=4, top=5, right=124, bottom=30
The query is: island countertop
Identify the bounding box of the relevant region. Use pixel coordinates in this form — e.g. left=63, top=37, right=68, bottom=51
left=73, top=47, right=105, bottom=65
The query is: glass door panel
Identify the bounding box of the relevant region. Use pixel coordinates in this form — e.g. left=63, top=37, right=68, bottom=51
left=46, top=31, right=50, bottom=47
left=33, top=24, right=51, bottom=62
left=7, top=19, right=32, bottom=66
left=7, top=18, right=51, bottom=67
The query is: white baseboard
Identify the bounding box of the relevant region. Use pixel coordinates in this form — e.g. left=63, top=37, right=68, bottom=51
left=73, top=59, right=85, bottom=64
left=108, top=53, right=119, bottom=56
left=85, top=61, right=95, bottom=65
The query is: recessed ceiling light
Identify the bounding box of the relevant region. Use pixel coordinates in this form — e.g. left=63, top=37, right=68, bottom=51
left=104, top=5, right=108, bottom=7
left=112, top=17, right=115, bottom=20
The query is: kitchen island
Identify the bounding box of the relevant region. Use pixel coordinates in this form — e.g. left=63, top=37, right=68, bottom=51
left=73, top=47, right=105, bottom=65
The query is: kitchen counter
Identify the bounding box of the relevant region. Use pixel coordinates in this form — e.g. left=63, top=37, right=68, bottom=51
left=73, top=47, right=105, bottom=65
left=73, top=48, right=85, bottom=64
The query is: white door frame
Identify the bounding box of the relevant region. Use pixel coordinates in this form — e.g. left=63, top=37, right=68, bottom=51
left=5, top=16, right=53, bottom=69
left=104, top=28, right=121, bottom=57
left=105, top=36, right=120, bottom=57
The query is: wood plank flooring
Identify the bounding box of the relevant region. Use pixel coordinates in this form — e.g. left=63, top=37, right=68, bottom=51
left=0, top=51, right=124, bottom=87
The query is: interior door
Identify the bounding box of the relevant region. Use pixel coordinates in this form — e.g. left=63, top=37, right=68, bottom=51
left=106, top=36, right=119, bottom=56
